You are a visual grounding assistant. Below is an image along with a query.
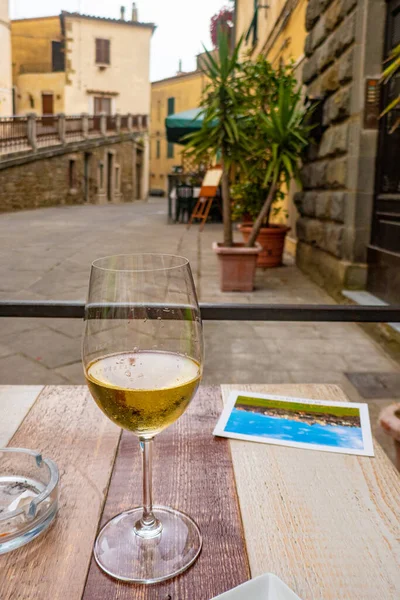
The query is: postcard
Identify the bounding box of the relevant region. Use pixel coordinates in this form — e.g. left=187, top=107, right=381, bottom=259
left=213, top=391, right=374, bottom=456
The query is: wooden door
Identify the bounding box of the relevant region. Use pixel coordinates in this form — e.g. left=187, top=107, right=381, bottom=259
left=42, top=93, right=54, bottom=115
left=368, top=0, right=400, bottom=303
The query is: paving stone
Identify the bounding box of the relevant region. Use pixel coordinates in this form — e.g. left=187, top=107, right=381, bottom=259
left=5, top=327, right=81, bottom=369
left=55, top=361, right=86, bottom=384
left=345, top=372, right=400, bottom=399
left=0, top=354, right=68, bottom=384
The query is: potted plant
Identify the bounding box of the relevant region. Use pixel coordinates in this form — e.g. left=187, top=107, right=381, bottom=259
left=231, top=179, right=288, bottom=268
left=186, top=33, right=312, bottom=291
left=230, top=57, right=303, bottom=268
left=186, top=31, right=262, bottom=292
left=243, top=81, right=312, bottom=253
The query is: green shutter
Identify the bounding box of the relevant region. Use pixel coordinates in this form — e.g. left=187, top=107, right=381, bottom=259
left=156, top=140, right=160, bottom=159
left=167, top=97, right=175, bottom=115
left=167, top=142, right=174, bottom=158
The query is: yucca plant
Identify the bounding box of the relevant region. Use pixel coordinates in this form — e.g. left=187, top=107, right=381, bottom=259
left=245, top=83, right=313, bottom=247
left=185, top=31, right=249, bottom=247
left=380, top=43, right=400, bottom=133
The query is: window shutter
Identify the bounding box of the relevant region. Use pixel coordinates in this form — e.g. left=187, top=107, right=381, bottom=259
left=96, top=39, right=101, bottom=63
left=96, top=39, right=110, bottom=64
left=167, top=97, right=175, bottom=115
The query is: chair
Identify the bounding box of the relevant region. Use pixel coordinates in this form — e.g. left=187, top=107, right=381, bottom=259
left=175, top=185, right=194, bottom=223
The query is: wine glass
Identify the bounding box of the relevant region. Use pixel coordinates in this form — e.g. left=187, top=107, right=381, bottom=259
left=82, top=254, right=203, bottom=583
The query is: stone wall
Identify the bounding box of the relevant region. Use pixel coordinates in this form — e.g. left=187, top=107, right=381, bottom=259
left=0, top=139, right=143, bottom=212
left=295, top=0, right=386, bottom=290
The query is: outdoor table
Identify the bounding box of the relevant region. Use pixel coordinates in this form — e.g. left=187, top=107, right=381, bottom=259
left=0, top=384, right=399, bottom=599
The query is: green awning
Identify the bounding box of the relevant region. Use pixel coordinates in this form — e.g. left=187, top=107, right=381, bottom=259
left=165, top=108, right=216, bottom=145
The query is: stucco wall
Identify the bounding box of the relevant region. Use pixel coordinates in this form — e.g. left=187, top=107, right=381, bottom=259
left=64, top=16, right=152, bottom=115
left=15, top=73, right=65, bottom=115
left=0, top=0, right=12, bottom=115
left=150, top=71, right=206, bottom=192
left=11, top=16, right=62, bottom=81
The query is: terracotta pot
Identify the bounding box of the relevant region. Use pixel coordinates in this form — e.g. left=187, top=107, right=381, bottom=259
left=238, top=223, right=290, bottom=268
left=212, top=241, right=262, bottom=292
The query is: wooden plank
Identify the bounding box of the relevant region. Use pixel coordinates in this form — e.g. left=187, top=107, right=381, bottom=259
left=221, top=384, right=400, bottom=600
left=83, top=386, right=250, bottom=600
left=0, top=385, right=43, bottom=446
left=0, top=385, right=121, bottom=600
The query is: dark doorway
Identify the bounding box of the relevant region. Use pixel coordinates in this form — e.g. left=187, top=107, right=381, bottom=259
left=107, top=152, right=113, bottom=201
left=136, top=150, right=142, bottom=200
left=84, top=152, right=91, bottom=202
left=368, top=0, right=400, bottom=303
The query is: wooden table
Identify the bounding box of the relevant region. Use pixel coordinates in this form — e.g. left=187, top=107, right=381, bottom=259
left=0, top=384, right=399, bottom=599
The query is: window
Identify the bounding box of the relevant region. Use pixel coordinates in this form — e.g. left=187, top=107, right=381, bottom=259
left=95, top=38, right=110, bottom=64
left=52, top=41, right=65, bottom=72
left=94, top=97, right=112, bottom=115
left=157, top=100, right=161, bottom=121
left=69, top=160, right=77, bottom=190
left=167, top=142, right=174, bottom=159
left=167, top=97, right=175, bottom=115
left=156, top=140, right=160, bottom=159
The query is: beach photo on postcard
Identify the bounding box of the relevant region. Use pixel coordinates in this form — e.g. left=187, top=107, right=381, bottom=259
left=224, top=395, right=364, bottom=450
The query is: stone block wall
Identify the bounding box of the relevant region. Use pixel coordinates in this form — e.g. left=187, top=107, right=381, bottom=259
left=0, top=139, right=142, bottom=213
left=295, top=0, right=386, bottom=290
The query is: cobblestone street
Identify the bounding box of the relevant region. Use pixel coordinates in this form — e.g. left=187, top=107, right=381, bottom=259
left=0, top=198, right=399, bottom=461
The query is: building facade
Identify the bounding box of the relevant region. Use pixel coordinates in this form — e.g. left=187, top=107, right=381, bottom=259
left=150, top=69, right=206, bottom=193
left=0, top=0, right=12, bottom=115
left=10, top=9, right=154, bottom=200
left=11, top=9, right=154, bottom=116
left=234, top=0, right=308, bottom=254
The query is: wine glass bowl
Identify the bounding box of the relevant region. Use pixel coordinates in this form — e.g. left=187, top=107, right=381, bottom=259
left=82, top=254, right=203, bottom=583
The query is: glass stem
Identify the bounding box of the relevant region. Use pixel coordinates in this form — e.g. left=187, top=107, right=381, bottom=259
left=134, top=439, right=162, bottom=538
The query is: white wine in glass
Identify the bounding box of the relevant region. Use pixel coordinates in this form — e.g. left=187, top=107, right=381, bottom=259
left=82, top=254, right=204, bottom=583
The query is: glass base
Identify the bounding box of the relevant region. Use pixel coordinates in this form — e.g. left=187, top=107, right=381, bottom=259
left=94, top=505, right=202, bottom=583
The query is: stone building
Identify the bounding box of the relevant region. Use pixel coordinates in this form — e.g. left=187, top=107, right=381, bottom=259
left=296, top=0, right=400, bottom=301
left=0, top=0, right=12, bottom=115
left=0, top=114, right=147, bottom=211
left=150, top=66, right=207, bottom=194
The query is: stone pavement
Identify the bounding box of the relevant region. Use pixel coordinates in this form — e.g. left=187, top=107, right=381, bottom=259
left=0, top=198, right=399, bottom=463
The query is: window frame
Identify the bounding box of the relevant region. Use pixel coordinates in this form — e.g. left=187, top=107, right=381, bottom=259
left=95, top=38, right=111, bottom=65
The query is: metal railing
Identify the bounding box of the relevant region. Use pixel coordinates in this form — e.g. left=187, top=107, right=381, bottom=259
left=36, top=115, right=58, bottom=147
left=106, top=115, right=116, bottom=131
left=0, top=116, right=29, bottom=153
left=65, top=115, right=84, bottom=142
left=0, top=300, right=399, bottom=323
left=0, top=113, right=148, bottom=156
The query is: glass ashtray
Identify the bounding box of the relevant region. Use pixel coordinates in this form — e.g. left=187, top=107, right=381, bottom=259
left=0, top=448, right=59, bottom=554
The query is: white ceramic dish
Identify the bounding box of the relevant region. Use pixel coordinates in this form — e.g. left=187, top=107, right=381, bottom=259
left=212, top=573, right=302, bottom=600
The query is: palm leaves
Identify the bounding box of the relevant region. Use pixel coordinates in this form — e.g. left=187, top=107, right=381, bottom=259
left=185, top=30, right=248, bottom=246
left=245, top=83, right=312, bottom=247
left=380, top=44, right=400, bottom=133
